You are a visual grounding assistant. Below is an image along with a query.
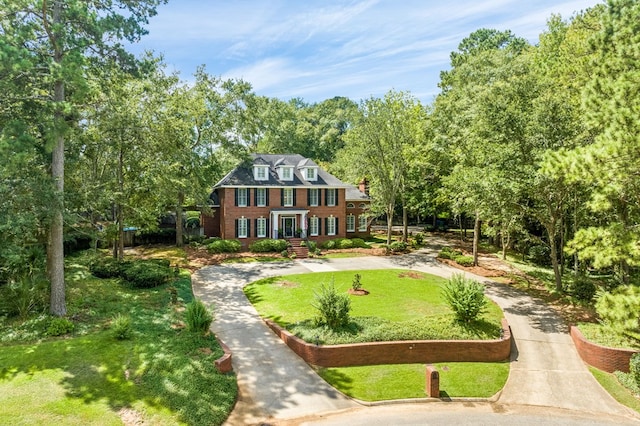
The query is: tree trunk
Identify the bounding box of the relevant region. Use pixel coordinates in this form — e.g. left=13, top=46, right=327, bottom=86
left=176, top=191, right=184, bottom=247
left=501, top=227, right=509, bottom=260
left=473, top=212, right=480, bottom=266
left=402, top=204, right=408, bottom=243
left=116, top=148, right=124, bottom=261
left=549, top=236, right=563, bottom=292
left=386, top=207, right=393, bottom=246
left=48, top=2, right=66, bottom=317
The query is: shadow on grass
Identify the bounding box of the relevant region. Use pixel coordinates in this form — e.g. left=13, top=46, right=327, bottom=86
left=317, top=368, right=354, bottom=395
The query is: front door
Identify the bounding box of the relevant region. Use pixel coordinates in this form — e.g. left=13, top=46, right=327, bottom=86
left=281, top=217, right=295, bottom=238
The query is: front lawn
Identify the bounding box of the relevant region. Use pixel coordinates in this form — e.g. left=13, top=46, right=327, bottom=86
left=317, top=362, right=509, bottom=401
left=243, top=269, right=504, bottom=344
left=0, top=253, right=237, bottom=425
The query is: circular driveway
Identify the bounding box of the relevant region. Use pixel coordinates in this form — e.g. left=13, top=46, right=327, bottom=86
left=192, top=252, right=640, bottom=425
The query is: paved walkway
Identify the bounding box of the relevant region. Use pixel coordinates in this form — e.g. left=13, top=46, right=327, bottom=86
left=192, top=250, right=640, bottom=425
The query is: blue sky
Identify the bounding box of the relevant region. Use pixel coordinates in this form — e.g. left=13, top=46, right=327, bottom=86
left=128, top=0, right=602, bottom=104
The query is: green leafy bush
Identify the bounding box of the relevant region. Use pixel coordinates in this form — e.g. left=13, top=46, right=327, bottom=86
left=306, top=240, right=317, bottom=252
left=528, top=244, right=551, bottom=266
left=281, top=250, right=289, bottom=258
left=631, top=353, right=640, bottom=387
left=441, top=274, right=487, bottom=322
left=111, top=314, right=133, bottom=340
left=454, top=255, right=474, bottom=267
left=322, top=239, right=337, bottom=249
left=438, top=247, right=462, bottom=260
left=0, top=274, right=48, bottom=318
left=352, top=274, right=362, bottom=291
left=388, top=241, right=408, bottom=253
left=120, top=260, right=172, bottom=288
left=414, top=232, right=424, bottom=246
left=336, top=238, right=354, bottom=249
left=185, top=300, right=213, bottom=333
left=571, top=274, right=597, bottom=302
left=249, top=239, right=288, bottom=253
left=202, top=237, right=221, bottom=245
left=350, top=238, right=370, bottom=249
left=89, top=257, right=123, bottom=278
left=46, top=317, right=75, bottom=336
left=313, top=280, right=351, bottom=329
left=206, top=239, right=241, bottom=254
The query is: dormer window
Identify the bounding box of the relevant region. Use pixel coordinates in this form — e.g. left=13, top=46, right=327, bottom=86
left=305, top=167, right=317, bottom=181
left=278, top=166, right=294, bottom=181
left=254, top=165, right=269, bottom=181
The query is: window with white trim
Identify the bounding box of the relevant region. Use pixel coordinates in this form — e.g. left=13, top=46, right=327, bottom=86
left=327, top=216, right=336, bottom=236
left=283, top=188, right=294, bottom=206
left=346, top=214, right=355, bottom=232
left=237, top=188, right=248, bottom=207
left=326, top=188, right=336, bottom=206
left=305, top=167, right=317, bottom=181
left=257, top=217, right=267, bottom=238
left=359, top=203, right=366, bottom=208
left=309, top=216, right=319, bottom=236
left=279, top=166, right=293, bottom=181
left=346, top=203, right=355, bottom=208
left=308, top=188, right=319, bottom=206
left=238, top=217, right=248, bottom=238
left=256, top=188, right=266, bottom=206
left=254, top=165, right=268, bottom=181
left=359, top=215, right=367, bottom=232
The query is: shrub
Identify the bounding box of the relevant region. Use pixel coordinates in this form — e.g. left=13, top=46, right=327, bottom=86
left=89, top=257, right=122, bottom=278
left=454, top=255, right=475, bottom=267
left=350, top=238, right=370, bottom=249
left=352, top=274, right=362, bottom=291
left=388, top=241, right=407, bottom=253
left=631, top=353, right=640, bottom=387
left=202, top=237, right=221, bottom=245
left=249, top=239, right=288, bottom=253
left=441, top=273, right=487, bottom=322
left=336, top=238, right=354, bottom=249
left=206, top=239, right=241, bottom=254
left=528, top=244, right=551, bottom=266
left=185, top=300, right=213, bottom=333
left=281, top=250, right=289, bottom=258
left=322, top=239, right=336, bottom=249
left=414, top=232, right=424, bottom=246
left=438, top=247, right=462, bottom=260
left=0, top=274, right=48, bottom=318
left=46, top=317, right=75, bottom=336
left=306, top=240, right=317, bottom=252
left=571, top=274, right=597, bottom=302
left=111, top=314, right=133, bottom=340
left=120, top=260, right=172, bottom=288
left=312, top=280, right=351, bottom=329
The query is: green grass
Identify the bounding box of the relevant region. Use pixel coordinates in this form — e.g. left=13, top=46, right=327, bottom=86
left=0, top=253, right=237, bottom=425
left=578, top=323, right=640, bottom=350
left=317, top=362, right=509, bottom=401
left=322, top=252, right=370, bottom=259
left=244, top=269, right=503, bottom=344
left=590, top=367, right=640, bottom=414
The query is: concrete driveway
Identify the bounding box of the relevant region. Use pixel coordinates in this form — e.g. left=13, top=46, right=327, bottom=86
left=192, top=251, right=640, bottom=425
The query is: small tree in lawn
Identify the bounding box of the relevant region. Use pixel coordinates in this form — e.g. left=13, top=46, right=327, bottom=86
left=442, top=273, right=487, bottom=322
left=313, top=279, right=351, bottom=329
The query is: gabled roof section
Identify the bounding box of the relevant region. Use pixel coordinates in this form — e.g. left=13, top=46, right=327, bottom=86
left=214, top=153, right=348, bottom=188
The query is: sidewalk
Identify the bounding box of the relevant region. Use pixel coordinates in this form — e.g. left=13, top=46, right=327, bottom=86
left=192, top=251, right=639, bottom=425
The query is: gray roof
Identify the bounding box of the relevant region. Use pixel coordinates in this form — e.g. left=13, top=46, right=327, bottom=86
left=214, top=153, right=350, bottom=188
left=346, top=185, right=370, bottom=201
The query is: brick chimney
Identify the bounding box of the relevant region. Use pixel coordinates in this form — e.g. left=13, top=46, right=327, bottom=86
left=358, top=178, right=370, bottom=195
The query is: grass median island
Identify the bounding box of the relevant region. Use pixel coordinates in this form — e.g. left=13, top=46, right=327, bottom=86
left=243, top=269, right=504, bottom=344
left=317, top=362, right=510, bottom=401
left=0, top=252, right=237, bottom=426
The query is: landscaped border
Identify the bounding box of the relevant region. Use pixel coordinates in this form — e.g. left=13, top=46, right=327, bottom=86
left=570, top=326, right=639, bottom=373
left=214, top=336, right=233, bottom=373
left=265, top=318, right=511, bottom=367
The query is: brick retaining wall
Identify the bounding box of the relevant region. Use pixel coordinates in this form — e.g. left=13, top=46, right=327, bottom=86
left=570, top=325, right=638, bottom=373
left=214, top=337, right=233, bottom=374
left=265, top=318, right=511, bottom=367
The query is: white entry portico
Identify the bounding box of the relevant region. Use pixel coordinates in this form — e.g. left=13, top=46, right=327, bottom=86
left=270, top=208, right=309, bottom=239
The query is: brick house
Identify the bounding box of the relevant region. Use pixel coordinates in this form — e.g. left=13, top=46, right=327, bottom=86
left=201, top=154, right=370, bottom=248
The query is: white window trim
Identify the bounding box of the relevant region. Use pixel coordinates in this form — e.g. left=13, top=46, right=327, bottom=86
left=327, top=216, right=336, bottom=236
left=279, top=166, right=294, bottom=181
left=309, top=188, right=319, bottom=206
left=257, top=217, right=267, bottom=238
left=326, top=189, right=336, bottom=206
left=256, top=188, right=266, bottom=207
left=359, top=203, right=366, bottom=208
left=237, top=188, right=248, bottom=207
left=238, top=217, right=248, bottom=238
left=304, top=167, right=317, bottom=181
left=347, top=214, right=355, bottom=232
left=359, top=215, right=367, bottom=232
left=283, top=188, right=294, bottom=207
left=346, top=203, right=355, bottom=208
left=310, top=216, right=319, bottom=236
left=254, top=165, right=269, bottom=181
